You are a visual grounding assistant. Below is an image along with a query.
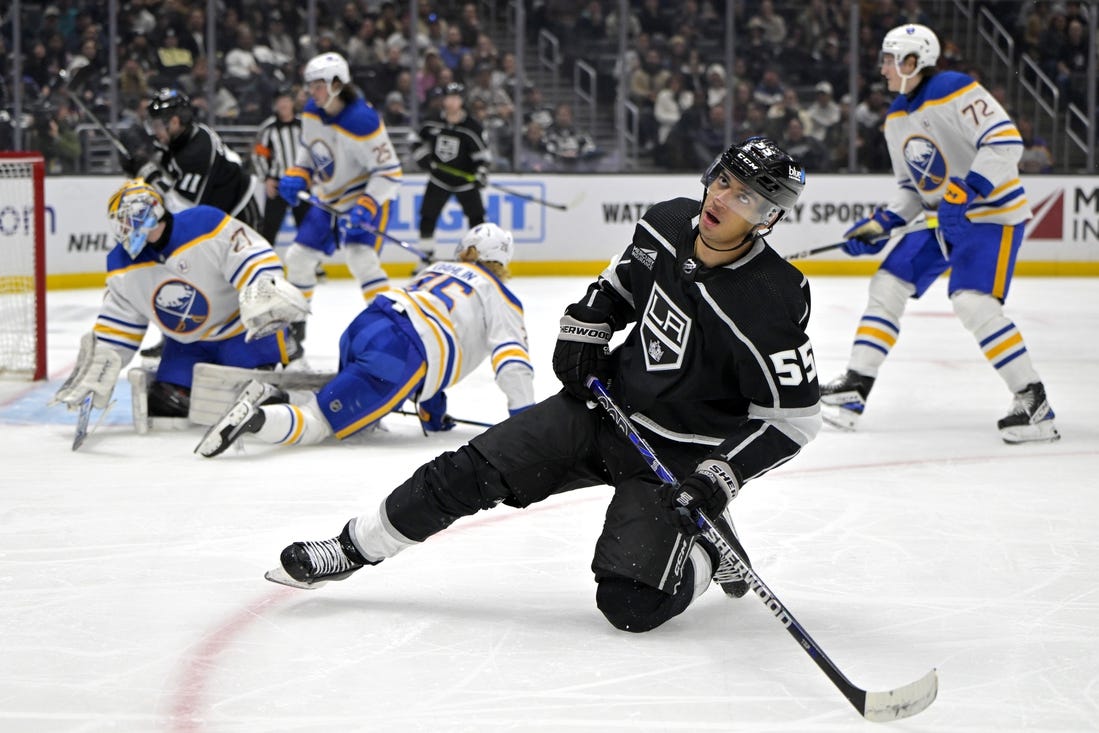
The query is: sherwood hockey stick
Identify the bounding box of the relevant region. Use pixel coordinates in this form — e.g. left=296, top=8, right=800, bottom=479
left=585, top=376, right=938, bottom=722
left=431, top=162, right=570, bottom=211
left=394, top=409, right=495, bottom=429
left=784, top=216, right=939, bottom=261
left=297, top=192, right=434, bottom=263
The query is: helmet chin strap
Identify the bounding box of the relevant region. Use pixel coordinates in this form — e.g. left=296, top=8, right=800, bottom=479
left=893, top=57, right=919, bottom=94
left=698, top=228, right=759, bottom=254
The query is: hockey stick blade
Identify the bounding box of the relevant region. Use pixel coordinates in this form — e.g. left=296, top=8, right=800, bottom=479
left=72, top=393, right=93, bottom=451
left=394, top=409, right=495, bottom=429
left=861, top=668, right=938, bottom=722
left=264, top=566, right=330, bottom=590
left=585, top=375, right=938, bottom=722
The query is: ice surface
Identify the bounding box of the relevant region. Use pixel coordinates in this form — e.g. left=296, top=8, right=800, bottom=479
left=2, top=273, right=1097, bottom=732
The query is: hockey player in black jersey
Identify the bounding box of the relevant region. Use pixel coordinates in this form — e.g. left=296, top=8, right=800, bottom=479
left=268, top=137, right=822, bottom=634
left=412, top=82, right=491, bottom=266
left=128, top=88, right=260, bottom=230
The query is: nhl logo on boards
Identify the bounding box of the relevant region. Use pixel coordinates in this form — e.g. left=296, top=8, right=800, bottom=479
left=641, top=285, right=691, bottom=372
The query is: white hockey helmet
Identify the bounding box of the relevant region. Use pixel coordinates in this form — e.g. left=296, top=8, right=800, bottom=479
left=881, top=24, right=940, bottom=72
left=455, top=223, right=514, bottom=266
left=303, top=52, right=351, bottom=98
left=107, top=178, right=165, bottom=257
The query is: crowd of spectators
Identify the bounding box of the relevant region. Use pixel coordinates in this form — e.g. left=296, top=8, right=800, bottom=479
left=1, top=0, right=1086, bottom=176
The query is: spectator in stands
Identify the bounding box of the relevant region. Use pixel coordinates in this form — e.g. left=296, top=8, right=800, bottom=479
left=812, top=32, right=848, bottom=99
left=347, top=16, right=386, bottom=71
left=336, top=1, right=363, bottom=47
left=796, top=0, right=837, bottom=56
left=438, top=25, right=471, bottom=72
left=653, top=72, right=694, bottom=149
left=806, top=80, right=841, bottom=145
left=264, top=11, right=297, bottom=65
left=119, top=55, right=150, bottom=111
left=522, top=85, right=555, bottom=132
left=26, top=99, right=82, bottom=174
left=417, top=47, right=446, bottom=102
left=898, top=0, right=932, bottom=27
left=854, top=83, right=891, bottom=172
left=575, top=1, right=608, bottom=41
left=471, top=33, right=500, bottom=70
left=605, top=4, right=642, bottom=39
left=374, top=40, right=411, bottom=100
left=766, top=88, right=812, bottom=141
left=780, top=116, right=829, bottom=173
left=178, top=7, right=207, bottom=60
left=468, top=61, right=513, bottom=125
left=690, top=102, right=727, bottom=169
left=544, top=102, right=600, bottom=171
left=752, top=68, right=785, bottom=109
left=637, top=0, right=670, bottom=36
left=383, top=90, right=411, bottom=127
left=154, top=28, right=193, bottom=86
left=704, top=64, right=728, bottom=109
left=630, top=48, right=669, bottom=155
left=457, top=2, right=485, bottom=48
left=1017, top=117, right=1054, bottom=174
left=177, top=56, right=240, bottom=122
left=1055, top=18, right=1090, bottom=107
left=747, top=0, right=788, bottom=50
left=735, top=102, right=770, bottom=141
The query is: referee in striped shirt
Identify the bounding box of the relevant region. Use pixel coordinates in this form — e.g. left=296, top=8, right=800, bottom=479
left=252, top=88, right=309, bottom=246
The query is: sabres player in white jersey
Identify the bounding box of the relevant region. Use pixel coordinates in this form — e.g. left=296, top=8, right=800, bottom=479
left=821, top=23, right=1058, bottom=444
left=196, top=223, right=534, bottom=457
left=277, top=52, right=404, bottom=339
left=52, top=179, right=309, bottom=422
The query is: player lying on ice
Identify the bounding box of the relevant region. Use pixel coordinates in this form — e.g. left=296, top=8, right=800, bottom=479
left=195, top=222, right=534, bottom=456
left=264, top=137, right=823, bottom=633
left=52, top=179, right=308, bottom=428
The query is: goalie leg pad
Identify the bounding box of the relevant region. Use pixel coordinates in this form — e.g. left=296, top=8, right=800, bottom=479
left=128, top=367, right=152, bottom=434
left=189, top=362, right=334, bottom=426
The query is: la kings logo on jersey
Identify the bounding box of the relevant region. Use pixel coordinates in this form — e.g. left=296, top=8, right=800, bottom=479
left=434, top=134, right=461, bottom=162
left=642, top=285, right=691, bottom=371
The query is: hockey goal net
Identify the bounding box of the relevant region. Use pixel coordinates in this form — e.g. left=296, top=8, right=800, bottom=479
left=0, top=152, right=47, bottom=380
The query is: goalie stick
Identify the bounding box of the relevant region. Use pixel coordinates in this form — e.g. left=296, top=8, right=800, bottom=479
left=71, top=393, right=116, bottom=451
left=585, top=376, right=938, bottom=722
left=296, top=192, right=434, bottom=264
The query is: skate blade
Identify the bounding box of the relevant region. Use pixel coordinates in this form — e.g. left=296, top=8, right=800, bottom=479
left=264, top=566, right=328, bottom=589
left=821, top=407, right=860, bottom=431
left=1000, top=421, right=1061, bottom=444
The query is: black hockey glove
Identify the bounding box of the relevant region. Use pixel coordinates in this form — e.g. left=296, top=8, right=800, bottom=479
left=661, top=459, right=741, bottom=536
left=552, top=303, right=612, bottom=400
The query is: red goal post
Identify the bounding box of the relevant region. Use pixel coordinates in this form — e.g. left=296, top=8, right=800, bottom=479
left=0, top=152, right=47, bottom=380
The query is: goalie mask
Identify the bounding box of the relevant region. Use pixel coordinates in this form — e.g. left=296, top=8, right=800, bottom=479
left=701, top=137, right=806, bottom=231
left=455, top=223, right=514, bottom=266
left=107, top=179, right=165, bottom=257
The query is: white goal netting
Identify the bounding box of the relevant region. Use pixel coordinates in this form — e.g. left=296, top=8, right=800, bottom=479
left=0, top=154, right=46, bottom=380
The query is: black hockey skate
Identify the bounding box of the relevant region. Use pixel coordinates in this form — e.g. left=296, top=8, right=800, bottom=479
left=820, top=369, right=875, bottom=430
left=699, top=509, right=752, bottom=599
left=194, top=380, right=287, bottom=457
left=265, top=522, right=377, bottom=589
left=997, top=382, right=1060, bottom=444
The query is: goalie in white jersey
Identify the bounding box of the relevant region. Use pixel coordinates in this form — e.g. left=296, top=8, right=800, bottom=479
left=196, top=223, right=534, bottom=457
left=821, top=23, right=1058, bottom=444
left=52, top=179, right=309, bottom=422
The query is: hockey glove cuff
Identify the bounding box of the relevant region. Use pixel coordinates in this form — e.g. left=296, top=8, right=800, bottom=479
left=552, top=303, right=613, bottom=400
left=938, top=177, right=978, bottom=242
left=661, top=459, right=742, bottom=536
left=474, top=168, right=488, bottom=189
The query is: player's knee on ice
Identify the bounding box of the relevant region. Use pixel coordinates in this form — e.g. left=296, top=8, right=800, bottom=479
left=596, top=572, right=694, bottom=633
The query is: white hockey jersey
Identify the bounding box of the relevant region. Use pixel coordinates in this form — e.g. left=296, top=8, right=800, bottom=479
left=378, top=261, right=534, bottom=412
left=94, top=206, right=288, bottom=357
left=292, top=97, right=403, bottom=212
left=882, top=71, right=1030, bottom=226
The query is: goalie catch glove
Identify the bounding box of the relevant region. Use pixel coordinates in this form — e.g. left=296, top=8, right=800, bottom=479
left=661, top=458, right=742, bottom=536
left=239, top=274, right=311, bottom=342
left=52, top=331, right=125, bottom=410
left=552, top=303, right=613, bottom=400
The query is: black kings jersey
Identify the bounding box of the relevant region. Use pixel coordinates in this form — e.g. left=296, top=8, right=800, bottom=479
left=589, top=197, right=821, bottom=482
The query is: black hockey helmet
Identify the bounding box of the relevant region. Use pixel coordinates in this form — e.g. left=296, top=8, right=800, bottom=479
left=443, top=82, right=465, bottom=97
left=701, top=136, right=806, bottom=227
left=147, top=87, right=194, bottom=127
